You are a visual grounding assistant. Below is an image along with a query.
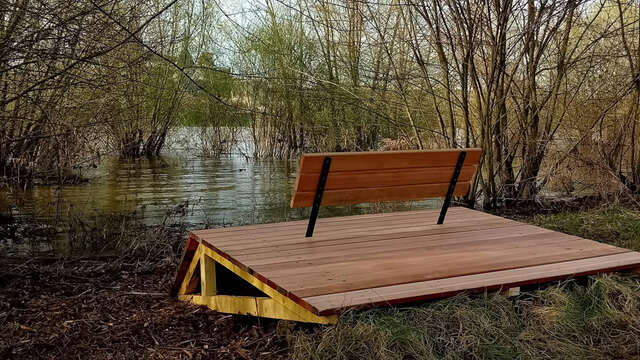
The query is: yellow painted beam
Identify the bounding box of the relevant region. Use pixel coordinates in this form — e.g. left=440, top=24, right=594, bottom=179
left=177, top=244, right=337, bottom=324
left=179, top=295, right=337, bottom=324
left=178, top=245, right=203, bottom=295
left=200, top=253, right=217, bottom=296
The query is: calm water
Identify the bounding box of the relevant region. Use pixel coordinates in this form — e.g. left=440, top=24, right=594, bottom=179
left=5, top=154, right=304, bottom=226
left=1, top=128, right=441, bottom=254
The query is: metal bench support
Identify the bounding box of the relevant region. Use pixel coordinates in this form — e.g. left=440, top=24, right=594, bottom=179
left=437, top=151, right=467, bottom=225
left=305, top=151, right=465, bottom=235
left=306, top=156, right=331, bottom=237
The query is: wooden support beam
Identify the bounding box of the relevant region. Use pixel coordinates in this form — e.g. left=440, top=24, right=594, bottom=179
left=201, top=253, right=217, bottom=296
left=177, top=244, right=337, bottom=324
left=502, top=286, right=520, bottom=297
left=178, top=246, right=202, bottom=295
left=179, top=295, right=336, bottom=323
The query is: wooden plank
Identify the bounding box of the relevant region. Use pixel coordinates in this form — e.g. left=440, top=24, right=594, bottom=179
left=199, top=209, right=507, bottom=248
left=503, top=287, right=520, bottom=297
left=241, top=225, right=552, bottom=267
left=297, top=149, right=482, bottom=172
left=260, top=230, right=591, bottom=280
left=170, top=233, right=200, bottom=296
left=304, top=252, right=640, bottom=315
left=179, top=295, right=337, bottom=324
left=226, top=220, right=525, bottom=255
left=269, top=232, right=622, bottom=284
left=201, top=253, right=216, bottom=296
left=177, top=245, right=203, bottom=296
left=295, top=166, right=476, bottom=192
left=237, top=224, right=549, bottom=267
left=192, top=208, right=443, bottom=236
left=291, top=181, right=470, bottom=208
left=276, top=245, right=628, bottom=298
left=192, top=207, right=482, bottom=237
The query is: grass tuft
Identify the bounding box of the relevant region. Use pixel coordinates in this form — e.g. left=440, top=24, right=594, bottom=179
left=530, top=205, right=640, bottom=251
left=292, top=278, right=640, bottom=359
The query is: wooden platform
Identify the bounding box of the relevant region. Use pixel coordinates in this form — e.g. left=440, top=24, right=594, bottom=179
left=173, top=207, right=640, bottom=323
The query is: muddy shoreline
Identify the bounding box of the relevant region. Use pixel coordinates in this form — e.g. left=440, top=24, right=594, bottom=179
left=0, top=224, right=293, bottom=359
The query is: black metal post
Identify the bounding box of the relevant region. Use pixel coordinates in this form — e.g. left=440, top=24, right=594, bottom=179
left=437, top=151, right=467, bottom=225
left=306, top=156, right=332, bottom=237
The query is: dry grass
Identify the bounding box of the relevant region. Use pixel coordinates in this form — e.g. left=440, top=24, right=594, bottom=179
left=530, top=205, right=640, bottom=251
left=0, top=214, right=289, bottom=359
left=291, top=276, right=640, bottom=360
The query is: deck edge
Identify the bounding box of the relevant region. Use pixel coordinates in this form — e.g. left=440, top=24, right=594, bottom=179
left=194, top=234, right=322, bottom=315
left=170, top=232, right=201, bottom=296
left=305, top=251, right=640, bottom=315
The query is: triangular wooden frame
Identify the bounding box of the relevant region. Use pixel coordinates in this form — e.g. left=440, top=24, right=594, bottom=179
left=176, top=241, right=337, bottom=324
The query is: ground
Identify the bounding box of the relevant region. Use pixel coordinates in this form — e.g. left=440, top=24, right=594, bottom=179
left=2, top=203, right=640, bottom=359
left=0, top=224, right=290, bottom=359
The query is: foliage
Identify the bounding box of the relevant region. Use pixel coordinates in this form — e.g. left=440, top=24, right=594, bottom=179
left=3, top=0, right=640, bottom=204
left=0, top=0, right=230, bottom=184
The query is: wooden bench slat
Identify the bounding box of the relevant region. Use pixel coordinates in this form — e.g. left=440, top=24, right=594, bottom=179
left=291, top=181, right=470, bottom=208
left=298, top=149, right=481, bottom=172
left=290, top=148, right=481, bottom=208
left=295, top=166, right=476, bottom=192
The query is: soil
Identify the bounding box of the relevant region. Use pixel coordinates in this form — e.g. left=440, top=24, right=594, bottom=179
left=0, top=229, right=292, bottom=359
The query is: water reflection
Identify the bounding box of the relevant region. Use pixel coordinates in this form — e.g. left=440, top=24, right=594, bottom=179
left=4, top=128, right=441, bottom=229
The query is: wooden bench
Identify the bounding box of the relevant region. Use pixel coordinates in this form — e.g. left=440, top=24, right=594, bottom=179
left=290, top=149, right=480, bottom=236
left=172, top=149, right=640, bottom=324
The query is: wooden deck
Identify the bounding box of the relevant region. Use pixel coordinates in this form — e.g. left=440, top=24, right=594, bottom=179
left=174, top=207, right=640, bottom=322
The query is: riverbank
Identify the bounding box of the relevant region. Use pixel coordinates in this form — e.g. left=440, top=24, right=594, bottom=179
left=0, top=223, right=289, bottom=359
left=2, top=204, right=640, bottom=359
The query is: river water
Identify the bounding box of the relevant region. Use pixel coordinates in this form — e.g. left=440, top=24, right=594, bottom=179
left=1, top=128, right=441, bottom=255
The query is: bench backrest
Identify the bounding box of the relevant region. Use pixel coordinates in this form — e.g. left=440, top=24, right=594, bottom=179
left=290, top=148, right=482, bottom=208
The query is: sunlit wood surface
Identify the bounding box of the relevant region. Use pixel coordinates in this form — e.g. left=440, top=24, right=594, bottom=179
left=190, top=207, right=640, bottom=316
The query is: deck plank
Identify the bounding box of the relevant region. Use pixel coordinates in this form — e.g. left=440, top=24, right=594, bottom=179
left=304, top=252, right=640, bottom=314
left=218, top=218, right=522, bottom=255
left=229, top=220, right=526, bottom=255
left=238, top=224, right=550, bottom=265
left=273, top=245, right=627, bottom=298
left=193, top=207, right=488, bottom=240
left=191, top=207, right=640, bottom=315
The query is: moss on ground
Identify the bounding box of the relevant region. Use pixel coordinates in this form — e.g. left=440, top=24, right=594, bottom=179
left=530, top=205, right=640, bottom=251
left=291, top=206, right=640, bottom=360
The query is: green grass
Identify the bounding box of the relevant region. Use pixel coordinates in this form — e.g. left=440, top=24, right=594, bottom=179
left=290, top=206, right=640, bottom=359
left=530, top=205, right=640, bottom=251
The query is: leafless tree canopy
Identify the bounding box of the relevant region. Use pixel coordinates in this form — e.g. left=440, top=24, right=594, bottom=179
left=2, top=0, right=640, bottom=206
